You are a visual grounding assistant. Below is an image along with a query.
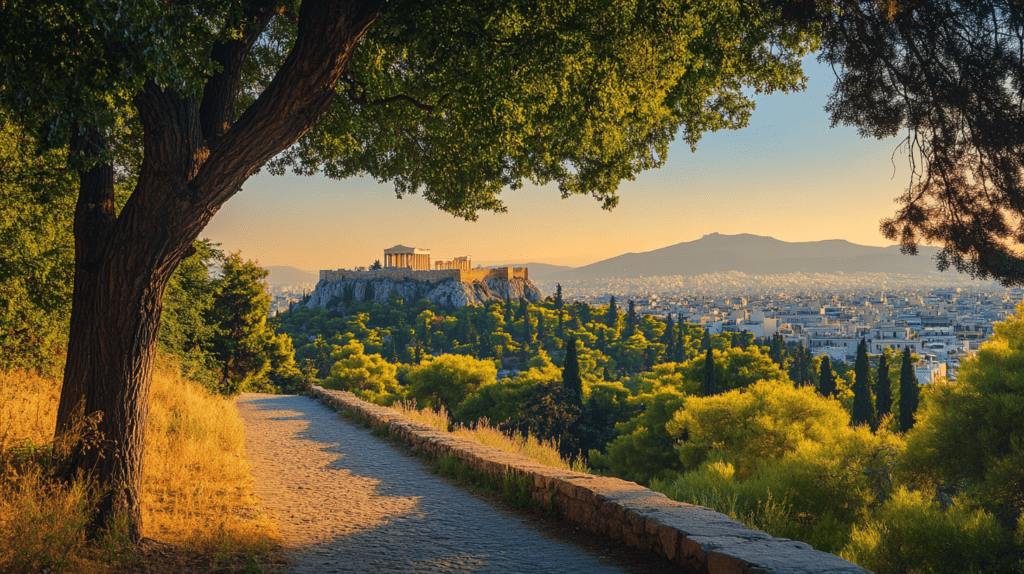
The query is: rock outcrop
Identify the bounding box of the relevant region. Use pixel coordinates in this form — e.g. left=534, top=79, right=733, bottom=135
left=306, top=276, right=544, bottom=310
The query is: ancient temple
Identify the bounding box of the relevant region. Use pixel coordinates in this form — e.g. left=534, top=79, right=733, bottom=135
left=383, top=245, right=431, bottom=271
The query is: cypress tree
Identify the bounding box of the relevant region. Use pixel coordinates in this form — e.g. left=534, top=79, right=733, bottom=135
left=702, top=347, right=718, bottom=396
left=606, top=296, right=618, bottom=327
left=700, top=329, right=710, bottom=351
left=676, top=321, right=686, bottom=362
left=517, top=298, right=529, bottom=323
left=466, top=319, right=479, bottom=358
left=875, top=350, right=893, bottom=422
left=504, top=295, right=513, bottom=326
left=899, top=346, right=919, bottom=433
left=663, top=315, right=676, bottom=361
left=554, top=283, right=564, bottom=309
left=557, top=308, right=564, bottom=338
left=818, top=355, right=836, bottom=397
left=852, top=338, right=876, bottom=428
left=626, top=300, right=638, bottom=336
left=562, top=337, right=583, bottom=407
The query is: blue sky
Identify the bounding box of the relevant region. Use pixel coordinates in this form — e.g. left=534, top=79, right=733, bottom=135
left=204, top=57, right=912, bottom=271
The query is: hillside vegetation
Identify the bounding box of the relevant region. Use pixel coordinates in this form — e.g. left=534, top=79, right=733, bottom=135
left=278, top=290, right=1024, bottom=573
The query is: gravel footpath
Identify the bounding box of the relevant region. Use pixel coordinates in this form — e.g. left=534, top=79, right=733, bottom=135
left=236, top=393, right=645, bottom=574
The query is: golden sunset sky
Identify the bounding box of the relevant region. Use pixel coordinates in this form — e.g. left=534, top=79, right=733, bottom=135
left=204, top=58, right=912, bottom=271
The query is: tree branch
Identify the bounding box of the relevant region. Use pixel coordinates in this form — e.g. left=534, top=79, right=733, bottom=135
left=183, top=0, right=383, bottom=226
left=199, top=0, right=278, bottom=144
left=342, top=75, right=444, bottom=113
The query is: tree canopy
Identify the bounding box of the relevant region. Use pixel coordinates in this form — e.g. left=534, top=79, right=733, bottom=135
left=818, top=0, right=1024, bottom=284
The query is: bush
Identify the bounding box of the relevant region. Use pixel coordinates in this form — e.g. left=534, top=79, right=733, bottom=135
left=842, top=487, right=1017, bottom=574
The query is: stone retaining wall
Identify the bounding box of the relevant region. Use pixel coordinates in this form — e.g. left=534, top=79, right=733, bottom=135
left=309, top=386, right=870, bottom=574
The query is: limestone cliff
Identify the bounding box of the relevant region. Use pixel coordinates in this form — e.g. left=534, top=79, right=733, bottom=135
left=306, top=276, right=544, bottom=310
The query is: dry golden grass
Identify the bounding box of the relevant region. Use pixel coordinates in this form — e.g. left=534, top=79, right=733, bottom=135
left=392, top=401, right=589, bottom=473
left=0, top=357, right=280, bottom=573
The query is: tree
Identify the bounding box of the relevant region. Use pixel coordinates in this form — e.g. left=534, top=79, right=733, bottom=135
left=662, top=315, right=676, bottom=363
left=875, top=349, right=893, bottom=423
left=626, top=300, right=638, bottom=336
left=852, top=338, right=876, bottom=428
left=817, top=0, right=1024, bottom=285
left=819, top=354, right=837, bottom=398
left=406, top=354, right=498, bottom=411
left=899, top=346, right=919, bottom=433
left=562, top=337, right=583, bottom=408
left=606, top=296, right=619, bottom=328
left=207, top=252, right=278, bottom=395
left=900, top=304, right=1024, bottom=515
left=370, top=259, right=382, bottom=270
left=0, top=116, right=78, bottom=372
left=0, top=0, right=818, bottom=540
left=323, top=340, right=401, bottom=404
left=702, top=347, right=719, bottom=397
left=158, top=240, right=224, bottom=386
left=554, top=284, right=563, bottom=309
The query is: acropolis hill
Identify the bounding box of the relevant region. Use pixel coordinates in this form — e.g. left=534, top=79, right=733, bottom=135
left=308, top=245, right=543, bottom=309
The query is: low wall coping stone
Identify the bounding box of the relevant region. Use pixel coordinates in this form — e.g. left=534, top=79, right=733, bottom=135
left=308, top=385, right=870, bottom=574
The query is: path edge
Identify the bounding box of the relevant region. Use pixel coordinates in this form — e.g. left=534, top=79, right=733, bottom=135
left=308, top=385, right=870, bottom=574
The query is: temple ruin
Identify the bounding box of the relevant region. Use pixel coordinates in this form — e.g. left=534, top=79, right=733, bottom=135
left=320, top=245, right=528, bottom=283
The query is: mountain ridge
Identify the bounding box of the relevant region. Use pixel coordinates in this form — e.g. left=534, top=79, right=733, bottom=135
left=545, top=233, right=946, bottom=281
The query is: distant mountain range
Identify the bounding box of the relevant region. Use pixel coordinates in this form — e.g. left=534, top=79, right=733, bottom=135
left=543, top=233, right=948, bottom=281
left=266, top=266, right=318, bottom=286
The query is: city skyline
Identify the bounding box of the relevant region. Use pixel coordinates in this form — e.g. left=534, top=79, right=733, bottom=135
left=204, top=57, right=916, bottom=272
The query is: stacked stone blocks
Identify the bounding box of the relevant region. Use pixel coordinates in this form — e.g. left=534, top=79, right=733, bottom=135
left=308, top=386, right=869, bottom=574
left=319, top=267, right=529, bottom=284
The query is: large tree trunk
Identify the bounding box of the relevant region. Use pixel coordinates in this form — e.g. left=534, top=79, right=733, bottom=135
left=52, top=0, right=382, bottom=542
left=55, top=234, right=184, bottom=541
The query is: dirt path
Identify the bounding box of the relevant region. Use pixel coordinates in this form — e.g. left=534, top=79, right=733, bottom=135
left=236, top=393, right=642, bottom=574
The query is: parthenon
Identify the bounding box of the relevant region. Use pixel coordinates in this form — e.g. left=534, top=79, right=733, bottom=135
left=383, top=245, right=432, bottom=271
left=319, top=245, right=528, bottom=283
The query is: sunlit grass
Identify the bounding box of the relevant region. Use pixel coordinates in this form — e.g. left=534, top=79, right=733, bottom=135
left=0, top=357, right=280, bottom=572
left=392, top=400, right=589, bottom=473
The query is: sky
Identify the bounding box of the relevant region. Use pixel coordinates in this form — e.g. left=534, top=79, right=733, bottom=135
left=203, top=57, right=913, bottom=272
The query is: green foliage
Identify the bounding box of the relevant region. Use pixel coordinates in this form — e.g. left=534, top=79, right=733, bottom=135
left=702, top=347, right=718, bottom=396
left=874, top=349, right=893, bottom=423
left=842, top=487, right=1015, bottom=574
left=590, top=389, right=687, bottom=483
left=668, top=380, right=856, bottom=478
left=676, top=346, right=789, bottom=392
left=818, top=354, right=837, bottom=397
left=207, top=252, right=284, bottom=395
left=852, top=339, right=876, bottom=428
left=899, top=346, right=919, bottom=433
left=323, top=341, right=402, bottom=405
left=901, top=304, right=1024, bottom=517
left=0, top=116, right=79, bottom=371
left=561, top=337, right=583, bottom=407
left=406, top=354, right=498, bottom=410
left=158, top=240, right=223, bottom=387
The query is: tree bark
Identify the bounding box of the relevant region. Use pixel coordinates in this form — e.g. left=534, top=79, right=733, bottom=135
left=54, top=0, right=383, bottom=542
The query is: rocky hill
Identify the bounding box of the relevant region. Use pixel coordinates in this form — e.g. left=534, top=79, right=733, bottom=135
left=306, top=276, right=544, bottom=310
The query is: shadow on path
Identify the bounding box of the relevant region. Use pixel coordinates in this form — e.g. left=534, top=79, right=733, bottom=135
left=238, top=394, right=677, bottom=574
